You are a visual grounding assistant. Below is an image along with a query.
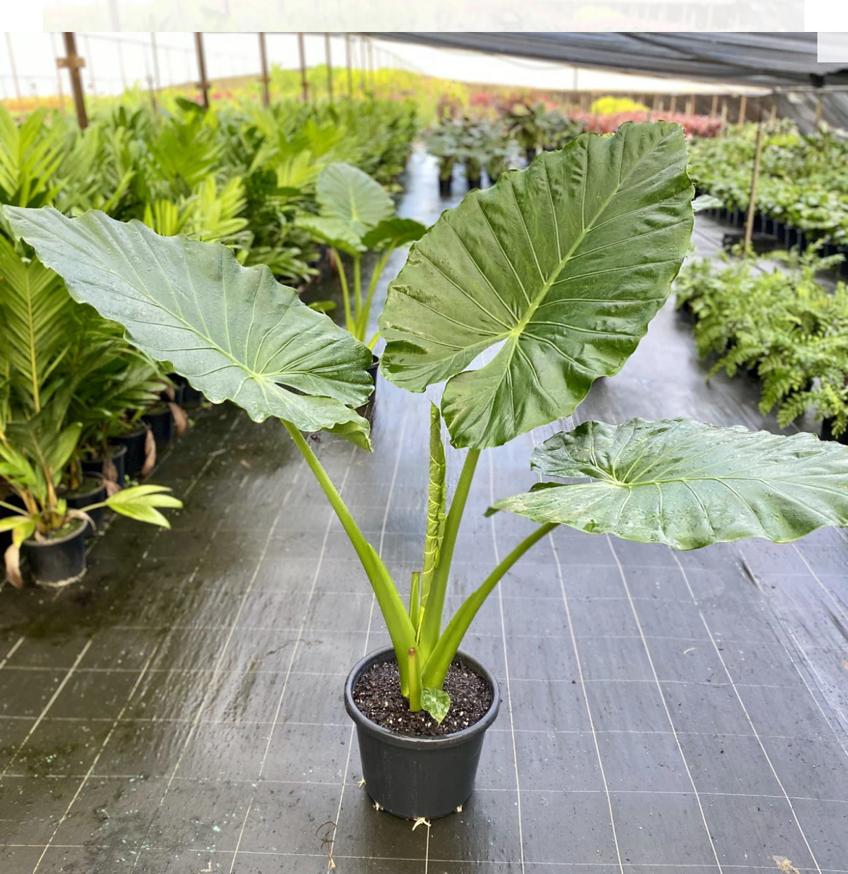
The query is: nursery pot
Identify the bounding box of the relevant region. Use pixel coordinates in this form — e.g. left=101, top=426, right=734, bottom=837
left=82, top=443, right=127, bottom=488
left=112, top=426, right=148, bottom=478
left=21, top=519, right=87, bottom=588
left=820, top=417, right=848, bottom=445
left=466, top=173, right=482, bottom=191
left=438, top=176, right=452, bottom=197
left=344, top=648, right=501, bottom=820
left=172, top=373, right=204, bottom=407
left=64, top=477, right=106, bottom=536
left=143, top=404, right=174, bottom=447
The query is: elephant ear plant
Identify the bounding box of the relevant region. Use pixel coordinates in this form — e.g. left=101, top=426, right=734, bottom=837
left=298, top=162, right=426, bottom=344
left=9, top=122, right=848, bottom=817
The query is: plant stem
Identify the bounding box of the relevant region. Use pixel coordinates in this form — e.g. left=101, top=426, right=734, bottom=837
left=353, top=255, right=363, bottom=325
left=358, top=249, right=391, bottom=340
left=282, top=420, right=415, bottom=686
left=422, top=522, right=556, bottom=687
left=418, top=447, right=480, bottom=659
left=407, top=647, right=422, bottom=711
left=333, top=249, right=354, bottom=334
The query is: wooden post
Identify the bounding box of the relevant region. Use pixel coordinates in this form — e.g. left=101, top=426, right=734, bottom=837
left=815, top=93, right=823, bottom=127
left=738, top=93, right=747, bottom=124
left=59, top=33, right=88, bottom=128
left=669, top=93, right=677, bottom=114
left=652, top=93, right=660, bottom=113
left=258, top=32, right=270, bottom=107
left=345, top=33, right=353, bottom=97
left=325, top=33, right=333, bottom=102
left=743, top=121, right=764, bottom=254
left=194, top=32, right=209, bottom=108
left=710, top=93, right=719, bottom=117
left=297, top=33, right=308, bottom=102
left=770, top=98, right=778, bottom=124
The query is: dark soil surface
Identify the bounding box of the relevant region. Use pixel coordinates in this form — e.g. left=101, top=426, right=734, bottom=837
left=352, top=657, right=493, bottom=738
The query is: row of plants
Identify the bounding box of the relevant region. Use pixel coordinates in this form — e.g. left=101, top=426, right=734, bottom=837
left=425, top=100, right=725, bottom=196
left=8, top=122, right=848, bottom=821
left=425, top=104, right=584, bottom=194
left=688, top=122, right=848, bottom=248
left=0, top=96, right=418, bottom=586
left=676, top=246, right=848, bottom=439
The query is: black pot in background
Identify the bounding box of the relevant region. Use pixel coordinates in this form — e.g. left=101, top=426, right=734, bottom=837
left=820, top=418, right=848, bottom=444
left=466, top=174, right=482, bottom=191
left=81, top=443, right=127, bottom=488
left=144, top=405, right=174, bottom=447
left=357, top=355, right=380, bottom=423
left=344, top=648, right=501, bottom=820
left=525, top=147, right=536, bottom=164
left=162, top=374, right=185, bottom=406
left=63, top=477, right=107, bottom=537
left=21, top=519, right=87, bottom=588
left=438, top=176, right=452, bottom=198
left=112, top=426, right=148, bottom=478
left=171, top=373, right=204, bottom=407
left=0, top=492, right=24, bottom=554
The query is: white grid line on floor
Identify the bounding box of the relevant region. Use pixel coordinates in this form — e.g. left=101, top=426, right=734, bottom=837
left=489, top=450, right=527, bottom=874
left=607, top=536, right=724, bottom=873
left=671, top=551, right=824, bottom=874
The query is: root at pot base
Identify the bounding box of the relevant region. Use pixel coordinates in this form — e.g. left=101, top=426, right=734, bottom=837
left=353, top=657, right=492, bottom=737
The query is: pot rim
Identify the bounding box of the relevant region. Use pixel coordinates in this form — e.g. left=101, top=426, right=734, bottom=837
left=344, top=647, right=501, bottom=751
left=23, top=517, right=87, bottom=549
left=63, top=477, right=106, bottom=501
left=88, top=442, right=129, bottom=461
left=113, top=425, right=148, bottom=441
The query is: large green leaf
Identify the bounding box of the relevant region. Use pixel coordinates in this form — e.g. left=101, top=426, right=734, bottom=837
left=316, top=162, right=393, bottom=239
left=5, top=207, right=374, bottom=437
left=494, top=418, right=848, bottom=550
left=380, top=122, right=693, bottom=449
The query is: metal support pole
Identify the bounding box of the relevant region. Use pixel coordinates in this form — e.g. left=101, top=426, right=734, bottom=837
left=5, top=33, right=21, bottom=101
left=150, top=32, right=161, bottom=93
left=669, top=93, right=677, bottom=114
left=50, top=33, right=66, bottom=110
left=325, top=33, right=333, bottom=102
left=367, top=38, right=375, bottom=95
left=258, top=32, right=270, bottom=107
left=59, top=33, right=88, bottom=128
left=194, top=32, right=210, bottom=108
left=738, top=93, right=747, bottom=124
left=345, top=33, right=353, bottom=97
left=815, top=93, right=823, bottom=127
left=710, top=93, right=719, bottom=117
left=297, top=33, right=308, bottom=102
left=744, top=121, right=764, bottom=254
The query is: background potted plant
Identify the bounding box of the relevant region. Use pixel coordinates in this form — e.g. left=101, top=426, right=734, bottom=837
left=0, top=397, right=181, bottom=587
left=298, top=162, right=426, bottom=347
left=9, top=122, right=848, bottom=820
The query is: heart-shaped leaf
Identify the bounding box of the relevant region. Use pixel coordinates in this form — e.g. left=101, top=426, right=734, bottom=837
left=495, top=418, right=848, bottom=550
left=5, top=207, right=374, bottom=438
left=316, top=162, right=393, bottom=239
left=380, top=122, right=693, bottom=448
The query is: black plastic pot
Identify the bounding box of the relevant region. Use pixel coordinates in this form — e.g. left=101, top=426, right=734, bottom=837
left=357, top=354, right=380, bottom=423
left=344, top=648, right=501, bottom=820
left=144, top=405, right=174, bottom=447
left=466, top=174, right=482, bottom=191
left=63, top=477, right=106, bottom=537
left=21, top=520, right=87, bottom=588
left=438, top=176, right=452, bottom=197
left=172, top=373, right=204, bottom=407
left=112, top=426, right=148, bottom=478
left=81, top=443, right=127, bottom=488
left=820, top=418, right=848, bottom=444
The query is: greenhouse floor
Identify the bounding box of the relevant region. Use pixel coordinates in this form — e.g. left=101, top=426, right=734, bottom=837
left=2, top=153, right=848, bottom=874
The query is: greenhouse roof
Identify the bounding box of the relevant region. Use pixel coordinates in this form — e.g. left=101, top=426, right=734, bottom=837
left=375, top=32, right=848, bottom=89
